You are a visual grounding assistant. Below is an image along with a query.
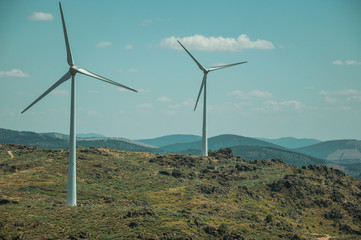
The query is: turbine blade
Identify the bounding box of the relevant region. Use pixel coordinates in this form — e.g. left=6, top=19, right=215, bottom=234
left=59, top=2, right=74, bottom=66
left=194, top=74, right=207, bottom=111
left=77, top=68, right=137, bottom=92
left=177, top=40, right=206, bottom=72
left=208, top=61, right=247, bottom=72
left=21, top=71, right=71, bottom=114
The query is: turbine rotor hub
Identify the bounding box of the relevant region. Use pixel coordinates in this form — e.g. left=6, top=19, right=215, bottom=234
left=70, top=65, right=78, bottom=75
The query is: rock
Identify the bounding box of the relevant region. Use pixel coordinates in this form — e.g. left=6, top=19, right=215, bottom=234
left=159, top=170, right=170, bottom=176
left=171, top=169, right=185, bottom=178
left=217, top=223, right=229, bottom=235
left=204, top=225, right=218, bottom=236
left=235, top=164, right=255, bottom=172
left=124, top=208, right=155, bottom=219
left=199, top=185, right=227, bottom=195
left=324, top=208, right=343, bottom=219
left=129, top=221, right=139, bottom=228
left=265, top=214, right=273, bottom=223
left=339, top=224, right=361, bottom=235
left=269, top=181, right=284, bottom=192
left=0, top=199, right=19, bottom=205
left=208, top=148, right=234, bottom=159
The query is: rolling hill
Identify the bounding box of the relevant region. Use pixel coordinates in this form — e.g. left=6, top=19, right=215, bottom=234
left=258, top=137, right=321, bottom=149
left=0, top=128, right=160, bottom=153
left=137, top=134, right=201, bottom=147
left=0, top=128, right=68, bottom=149
left=1, top=144, right=361, bottom=239
left=161, top=134, right=286, bottom=153
left=295, top=140, right=361, bottom=164
left=229, top=145, right=331, bottom=167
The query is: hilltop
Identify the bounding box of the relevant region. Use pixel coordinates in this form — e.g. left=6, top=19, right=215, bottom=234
left=0, top=128, right=160, bottom=153
left=137, top=134, right=201, bottom=147
left=258, top=137, right=321, bottom=149
left=1, top=143, right=361, bottom=239
left=161, top=134, right=286, bottom=153
left=295, top=140, right=361, bottom=164
left=2, top=128, right=361, bottom=179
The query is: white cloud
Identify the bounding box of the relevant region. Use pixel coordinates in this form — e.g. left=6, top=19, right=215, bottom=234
left=332, top=60, right=361, bottom=65
left=87, top=110, right=102, bottom=117
left=96, top=41, right=112, bottom=47
left=345, top=60, right=361, bottom=65
left=29, top=12, right=53, bottom=21
left=160, top=34, right=275, bottom=51
left=138, top=88, right=150, bottom=93
left=228, top=90, right=272, bottom=99
left=125, top=44, right=133, bottom=50
left=321, top=89, right=361, bottom=103
left=157, top=97, right=172, bottom=102
left=51, top=89, right=68, bottom=96
left=332, top=60, right=343, bottom=65
left=140, top=19, right=152, bottom=26
left=324, top=96, right=340, bottom=104
left=117, top=87, right=127, bottom=93
left=249, top=90, right=272, bottom=98
left=0, top=69, right=30, bottom=78
left=263, top=99, right=306, bottom=111
left=136, top=103, right=153, bottom=109
left=182, top=98, right=195, bottom=106
left=169, top=98, right=195, bottom=109
left=321, top=89, right=361, bottom=96
left=118, top=86, right=138, bottom=93
left=279, top=100, right=303, bottom=110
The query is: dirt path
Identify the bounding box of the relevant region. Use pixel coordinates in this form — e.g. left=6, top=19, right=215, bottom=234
left=7, top=151, right=14, bottom=158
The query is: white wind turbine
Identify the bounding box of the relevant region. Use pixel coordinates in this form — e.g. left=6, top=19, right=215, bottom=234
left=177, top=40, right=247, bottom=156
left=21, top=2, right=137, bottom=206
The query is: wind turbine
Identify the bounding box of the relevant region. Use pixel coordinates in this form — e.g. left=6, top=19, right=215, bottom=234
left=21, top=2, right=137, bottom=206
left=177, top=40, right=247, bottom=157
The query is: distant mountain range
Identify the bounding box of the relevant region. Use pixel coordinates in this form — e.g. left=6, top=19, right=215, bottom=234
left=258, top=137, right=321, bottom=149
left=295, top=140, right=361, bottom=164
left=0, top=128, right=160, bottom=153
left=1, top=128, right=360, bottom=179
left=161, top=134, right=286, bottom=153
left=136, top=134, right=201, bottom=147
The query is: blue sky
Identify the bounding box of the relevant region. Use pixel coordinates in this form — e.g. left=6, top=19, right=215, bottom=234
left=0, top=0, right=360, bottom=141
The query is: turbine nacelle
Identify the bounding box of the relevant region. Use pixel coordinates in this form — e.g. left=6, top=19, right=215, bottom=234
left=177, top=40, right=247, bottom=112
left=70, top=65, right=78, bottom=75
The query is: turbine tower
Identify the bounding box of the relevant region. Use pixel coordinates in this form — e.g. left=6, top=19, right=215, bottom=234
left=21, top=2, right=137, bottom=206
left=177, top=40, right=247, bottom=156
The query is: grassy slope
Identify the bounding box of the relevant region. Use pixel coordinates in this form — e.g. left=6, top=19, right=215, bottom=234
left=77, top=139, right=161, bottom=154
left=1, top=144, right=361, bottom=239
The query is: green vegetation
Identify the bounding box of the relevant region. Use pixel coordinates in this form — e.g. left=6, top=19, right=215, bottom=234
left=1, top=144, right=361, bottom=239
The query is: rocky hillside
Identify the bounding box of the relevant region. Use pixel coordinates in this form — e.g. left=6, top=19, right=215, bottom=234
left=1, top=144, right=361, bottom=239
